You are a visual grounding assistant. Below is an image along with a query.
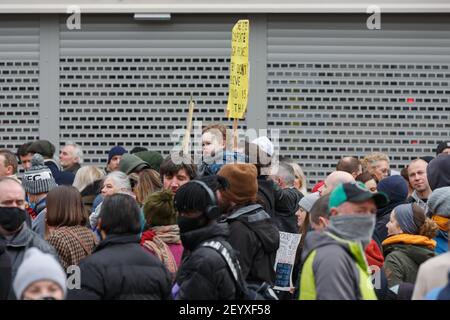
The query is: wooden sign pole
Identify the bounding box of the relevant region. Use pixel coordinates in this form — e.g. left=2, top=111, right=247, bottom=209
left=182, top=98, right=195, bottom=156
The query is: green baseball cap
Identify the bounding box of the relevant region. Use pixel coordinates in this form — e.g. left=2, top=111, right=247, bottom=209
left=329, top=181, right=389, bottom=209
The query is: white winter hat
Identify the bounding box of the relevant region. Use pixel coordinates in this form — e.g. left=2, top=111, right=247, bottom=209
left=251, top=136, right=274, bottom=157
left=13, top=248, right=66, bottom=299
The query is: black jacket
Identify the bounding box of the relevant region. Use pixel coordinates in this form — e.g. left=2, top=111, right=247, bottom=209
left=68, top=234, right=172, bottom=300
left=224, top=204, right=280, bottom=285
left=257, top=176, right=276, bottom=216
left=273, top=187, right=304, bottom=234
left=258, top=176, right=304, bottom=234
left=175, top=223, right=237, bottom=300
left=80, top=179, right=103, bottom=214
left=0, top=238, right=12, bottom=300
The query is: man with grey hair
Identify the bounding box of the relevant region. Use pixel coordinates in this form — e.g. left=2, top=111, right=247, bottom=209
left=59, top=142, right=83, bottom=175
left=269, top=162, right=304, bottom=234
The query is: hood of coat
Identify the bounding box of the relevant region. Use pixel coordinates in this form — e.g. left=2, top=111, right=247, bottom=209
left=180, top=222, right=230, bottom=252
left=226, top=204, right=280, bottom=254
left=301, top=230, right=352, bottom=263
left=382, top=234, right=436, bottom=265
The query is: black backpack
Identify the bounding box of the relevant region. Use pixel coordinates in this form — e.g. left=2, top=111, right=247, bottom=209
left=202, top=240, right=278, bottom=300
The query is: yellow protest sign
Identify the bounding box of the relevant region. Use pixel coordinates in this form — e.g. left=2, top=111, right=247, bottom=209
left=226, top=20, right=249, bottom=119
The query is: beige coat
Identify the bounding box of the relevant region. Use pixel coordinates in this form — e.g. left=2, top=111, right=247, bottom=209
left=412, top=252, right=450, bottom=300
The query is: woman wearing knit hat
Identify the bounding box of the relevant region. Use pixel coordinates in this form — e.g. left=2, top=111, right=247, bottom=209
left=13, top=248, right=66, bottom=300
left=172, top=180, right=237, bottom=299
left=412, top=188, right=450, bottom=299
left=383, top=203, right=438, bottom=292
left=218, top=163, right=280, bottom=286
left=427, top=187, right=450, bottom=254
left=141, top=189, right=183, bottom=278
left=22, top=154, right=58, bottom=238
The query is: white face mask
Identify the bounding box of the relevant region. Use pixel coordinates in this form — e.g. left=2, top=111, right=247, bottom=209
left=327, top=214, right=376, bottom=247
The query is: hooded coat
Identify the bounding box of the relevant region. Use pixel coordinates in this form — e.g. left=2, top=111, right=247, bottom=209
left=299, top=230, right=375, bottom=300
left=224, top=204, right=280, bottom=285
left=175, top=223, right=237, bottom=300
left=382, top=234, right=436, bottom=288
left=427, top=154, right=450, bottom=190
left=373, top=176, right=408, bottom=246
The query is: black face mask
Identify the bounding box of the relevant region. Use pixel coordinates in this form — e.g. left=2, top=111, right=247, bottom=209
left=0, top=207, right=26, bottom=232
left=177, top=215, right=208, bottom=234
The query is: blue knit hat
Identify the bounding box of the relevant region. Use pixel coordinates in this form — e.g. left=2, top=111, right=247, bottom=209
left=108, top=146, right=127, bottom=163
left=377, top=175, right=408, bottom=204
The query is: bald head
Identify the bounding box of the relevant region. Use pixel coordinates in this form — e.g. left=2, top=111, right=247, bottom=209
left=320, top=171, right=355, bottom=196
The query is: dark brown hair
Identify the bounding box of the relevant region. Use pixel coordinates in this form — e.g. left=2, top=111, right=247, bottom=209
left=355, top=171, right=376, bottom=184
left=336, top=157, right=360, bottom=175
left=412, top=203, right=438, bottom=238
left=46, top=185, right=88, bottom=227
left=160, top=155, right=197, bottom=180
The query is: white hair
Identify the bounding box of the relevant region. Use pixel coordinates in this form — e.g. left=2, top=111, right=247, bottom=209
left=73, top=165, right=105, bottom=192
left=64, top=141, right=84, bottom=164
left=104, top=171, right=132, bottom=193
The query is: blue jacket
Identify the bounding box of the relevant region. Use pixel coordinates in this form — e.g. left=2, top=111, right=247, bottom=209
left=44, top=159, right=75, bottom=185
left=434, top=230, right=449, bottom=255
left=198, top=151, right=247, bottom=176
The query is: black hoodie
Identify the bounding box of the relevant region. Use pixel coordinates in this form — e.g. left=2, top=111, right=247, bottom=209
left=224, top=204, right=280, bottom=285
left=176, top=223, right=237, bottom=300
left=427, top=154, right=450, bottom=190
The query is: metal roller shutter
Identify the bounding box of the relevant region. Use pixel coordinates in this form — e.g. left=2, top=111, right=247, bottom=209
left=267, top=14, right=450, bottom=187
left=59, top=14, right=247, bottom=166
left=0, top=15, right=40, bottom=152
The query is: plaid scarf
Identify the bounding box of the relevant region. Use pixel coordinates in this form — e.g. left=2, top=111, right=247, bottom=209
left=141, top=225, right=181, bottom=275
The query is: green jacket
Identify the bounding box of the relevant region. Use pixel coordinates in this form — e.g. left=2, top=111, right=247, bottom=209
left=383, top=242, right=435, bottom=288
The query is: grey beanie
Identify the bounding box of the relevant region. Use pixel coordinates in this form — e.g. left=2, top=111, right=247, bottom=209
left=13, top=248, right=67, bottom=299
left=299, top=192, right=321, bottom=213
left=22, top=154, right=58, bottom=194
left=428, top=187, right=450, bottom=218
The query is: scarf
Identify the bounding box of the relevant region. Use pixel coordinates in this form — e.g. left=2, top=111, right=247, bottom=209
left=382, top=233, right=436, bottom=250
left=140, top=225, right=181, bottom=275
left=432, top=215, right=450, bottom=232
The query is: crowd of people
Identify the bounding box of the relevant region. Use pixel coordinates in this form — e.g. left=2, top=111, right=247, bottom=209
left=0, top=125, right=449, bottom=300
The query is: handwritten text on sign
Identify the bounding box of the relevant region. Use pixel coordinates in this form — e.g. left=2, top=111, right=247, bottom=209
left=227, top=20, right=249, bottom=119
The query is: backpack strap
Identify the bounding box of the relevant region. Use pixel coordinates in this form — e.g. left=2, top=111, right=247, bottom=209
left=201, top=240, right=249, bottom=298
